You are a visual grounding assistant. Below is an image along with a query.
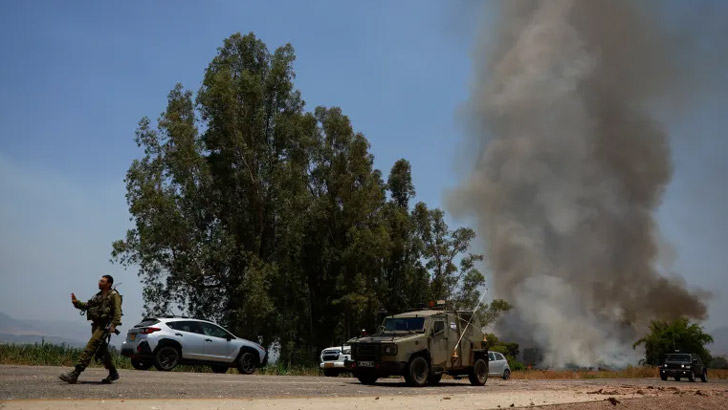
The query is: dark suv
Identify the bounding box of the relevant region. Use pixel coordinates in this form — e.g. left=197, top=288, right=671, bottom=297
left=660, top=353, right=707, bottom=382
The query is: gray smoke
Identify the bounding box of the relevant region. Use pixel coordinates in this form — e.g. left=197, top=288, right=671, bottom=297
left=451, top=0, right=711, bottom=367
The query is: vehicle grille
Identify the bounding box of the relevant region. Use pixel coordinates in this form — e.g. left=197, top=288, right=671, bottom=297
left=353, top=343, right=380, bottom=361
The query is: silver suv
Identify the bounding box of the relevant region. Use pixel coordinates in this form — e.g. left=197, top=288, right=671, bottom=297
left=121, top=317, right=267, bottom=374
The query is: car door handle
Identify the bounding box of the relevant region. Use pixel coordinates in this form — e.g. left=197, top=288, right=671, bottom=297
left=175, top=333, right=183, bottom=337
left=205, top=339, right=212, bottom=342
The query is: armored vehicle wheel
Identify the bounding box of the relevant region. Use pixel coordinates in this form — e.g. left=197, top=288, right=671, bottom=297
left=468, top=358, right=488, bottom=386
left=154, top=346, right=180, bottom=371
left=428, top=373, right=442, bottom=385
left=700, top=370, right=708, bottom=382
left=356, top=373, right=378, bottom=385
left=211, top=365, right=229, bottom=374
left=404, top=356, right=429, bottom=387
left=323, top=369, right=340, bottom=377
left=237, top=351, right=258, bottom=374
left=660, top=374, right=668, bottom=381
left=503, top=369, right=511, bottom=380
left=674, top=376, right=681, bottom=381
left=688, top=371, right=695, bottom=382
left=131, top=359, right=153, bottom=370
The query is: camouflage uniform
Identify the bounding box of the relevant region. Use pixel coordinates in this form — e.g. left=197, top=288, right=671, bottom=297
left=74, top=290, right=123, bottom=369
left=60, top=290, right=122, bottom=383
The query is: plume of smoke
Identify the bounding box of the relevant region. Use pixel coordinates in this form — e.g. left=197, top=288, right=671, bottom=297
left=450, top=0, right=710, bottom=367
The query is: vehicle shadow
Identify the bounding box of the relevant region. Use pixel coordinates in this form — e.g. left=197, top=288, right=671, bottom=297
left=345, top=380, right=470, bottom=388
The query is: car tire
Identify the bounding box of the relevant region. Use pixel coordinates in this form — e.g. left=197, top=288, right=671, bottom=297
left=211, top=365, right=229, bottom=374
left=468, top=358, right=488, bottom=386
left=674, top=376, right=681, bottom=381
left=153, top=346, right=180, bottom=371
left=700, top=370, right=708, bottom=383
left=356, top=373, right=378, bottom=385
left=688, top=371, right=695, bottom=382
left=428, top=373, right=443, bottom=386
left=237, top=351, right=258, bottom=375
left=323, top=369, right=340, bottom=377
left=502, top=369, right=511, bottom=380
left=404, top=356, right=430, bottom=387
left=131, top=359, right=153, bottom=370
left=660, top=374, right=668, bottom=381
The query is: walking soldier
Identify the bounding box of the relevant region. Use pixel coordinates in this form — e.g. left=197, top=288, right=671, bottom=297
left=59, top=274, right=123, bottom=384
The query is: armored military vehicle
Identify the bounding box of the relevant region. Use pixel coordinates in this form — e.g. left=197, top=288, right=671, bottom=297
left=345, top=303, right=489, bottom=387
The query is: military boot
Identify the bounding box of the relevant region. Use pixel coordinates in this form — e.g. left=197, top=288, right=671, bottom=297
left=101, top=366, right=119, bottom=384
left=59, top=365, right=83, bottom=384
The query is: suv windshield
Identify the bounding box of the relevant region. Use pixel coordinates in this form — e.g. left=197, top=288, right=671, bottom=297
left=666, top=354, right=692, bottom=362
left=381, top=317, right=426, bottom=332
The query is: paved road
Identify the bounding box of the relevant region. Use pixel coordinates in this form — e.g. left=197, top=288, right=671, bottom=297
left=1, top=365, right=727, bottom=401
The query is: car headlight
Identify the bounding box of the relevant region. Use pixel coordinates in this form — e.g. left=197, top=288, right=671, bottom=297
left=382, top=344, right=398, bottom=355
left=681, top=364, right=685, bottom=368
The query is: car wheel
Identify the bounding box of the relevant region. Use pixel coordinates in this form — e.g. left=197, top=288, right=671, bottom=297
left=237, top=351, right=258, bottom=375
left=211, top=365, right=229, bottom=374
left=674, top=376, right=681, bottom=381
left=356, top=373, right=378, bottom=385
left=428, top=373, right=443, bottom=386
left=660, top=373, right=668, bottom=381
left=700, top=370, right=708, bottom=383
left=153, top=346, right=180, bottom=371
left=468, top=358, right=488, bottom=386
left=131, top=359, right=153, bottom=370
left=502, top=369, right=511, bottom=380
left=688, top=371, right=695, bottom=382
left=404, top=356, right=429, bottom=387
left=323, top=369, right=340, bottom=377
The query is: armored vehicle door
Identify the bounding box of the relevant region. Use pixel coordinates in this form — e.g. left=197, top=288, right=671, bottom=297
left=429, top=315, right=449, bottom=370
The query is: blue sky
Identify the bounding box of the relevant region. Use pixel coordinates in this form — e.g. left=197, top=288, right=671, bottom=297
left=1, top=1, right=726, bottom=341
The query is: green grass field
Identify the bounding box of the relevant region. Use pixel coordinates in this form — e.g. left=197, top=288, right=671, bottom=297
left=0, top=342, right=319, bottom=375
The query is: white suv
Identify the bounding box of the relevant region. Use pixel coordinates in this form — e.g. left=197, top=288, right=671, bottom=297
left=319, top=345, right=351, bottom=377
left=121, top=317, right=267, bottom=374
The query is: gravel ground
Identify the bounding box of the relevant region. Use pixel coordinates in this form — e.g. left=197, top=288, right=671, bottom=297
left=1, top=365, right=727, bottom=409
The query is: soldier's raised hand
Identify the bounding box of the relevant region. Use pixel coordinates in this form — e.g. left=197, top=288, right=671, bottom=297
left=71, top=293, right=78, bottom=304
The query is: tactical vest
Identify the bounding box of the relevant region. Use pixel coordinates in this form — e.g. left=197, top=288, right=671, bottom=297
left=86, top=290, right=122, bottom=323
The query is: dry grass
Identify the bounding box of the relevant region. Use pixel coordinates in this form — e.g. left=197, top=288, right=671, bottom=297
left=510, top=367, right=728, bottom=380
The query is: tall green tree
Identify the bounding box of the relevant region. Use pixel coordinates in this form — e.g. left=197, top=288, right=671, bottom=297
left=113, top=32, right=508, bottom=365
left=412, top=202, right=484, bottom=308
left=633, top=318, right=714, bottom=365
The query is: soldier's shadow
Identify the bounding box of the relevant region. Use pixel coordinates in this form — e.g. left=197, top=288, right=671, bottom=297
left=76, top=381, right=108, bottom=385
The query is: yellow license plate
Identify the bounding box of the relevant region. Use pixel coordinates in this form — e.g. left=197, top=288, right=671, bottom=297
left=324, top=362, right=334, bottom=368
left=129, top=334, right=136, bottom=341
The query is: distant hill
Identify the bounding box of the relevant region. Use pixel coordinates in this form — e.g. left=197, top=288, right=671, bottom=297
left=709, top=326, right=728, bottom=357
left=0, top=312, right=88, bottom=347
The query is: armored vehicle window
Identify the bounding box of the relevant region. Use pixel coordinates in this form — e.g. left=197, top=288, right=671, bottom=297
left=666, top=354, right=691, bottom=362
left=134, top=319, right=160, bottom=328
left=432, top=320, right=445, bottom=335
left=383, top=317, right=426, bottom=332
